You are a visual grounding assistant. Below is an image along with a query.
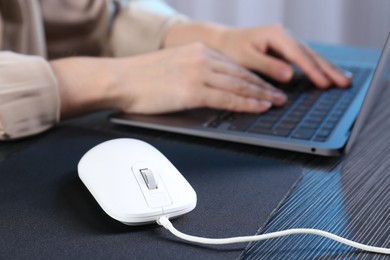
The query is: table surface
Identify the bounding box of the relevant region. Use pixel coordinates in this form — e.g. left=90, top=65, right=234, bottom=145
left=1, top=43, right=389, bottom=260
left=243, top=44, right=390, bottom=259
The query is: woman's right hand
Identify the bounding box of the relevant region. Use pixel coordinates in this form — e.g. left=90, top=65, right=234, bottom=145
left=51, top=43, right=286, bottom=119
left=110, top=42, right=286, bottom=115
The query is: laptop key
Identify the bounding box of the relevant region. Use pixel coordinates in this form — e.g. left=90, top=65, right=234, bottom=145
left=314, top=136, right=328, bottom=142
left=228, top=114, right=258, bottom=132
left=316, top=129, right=331, bottom=138
left=206, top=112, right=234, bottom=128
left=322, top=122, right=336, bottom=131
left=249, top=127, right=291, bottom=137
left=288, top=110, right=307, bottom=119
left=305, top=117, right=322, bottom=124
left=253, top=121, right=275, bottom=129
left=266, top=108, right=287, bottom=116
left=271, top=128, right=293, bottom=137
left=248, top=127, right=274, bottom=135
left=207, top=120, right=221, bottom=128
left=282, top=116, right=301, bottom=125
left=259, top=114, right=281, bottom=123
left=278, top=122, right=297, bottom=130
left=326, top=114, right=340, bottom=124
left=292, top=128, right=316, bottom=140
left=300, top=121, right=320, bottom=129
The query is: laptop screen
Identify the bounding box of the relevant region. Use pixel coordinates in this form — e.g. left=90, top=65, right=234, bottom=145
left=345, top=32, right=390, bottom=153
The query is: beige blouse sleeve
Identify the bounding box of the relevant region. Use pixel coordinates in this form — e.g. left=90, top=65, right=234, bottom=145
left=0, top=0, right=187, bottom=140
left=41, top=0, right=189, bottom=59
left=110, top=0, right=189, bottom=57
left=0, top=52, right=60, bottom=140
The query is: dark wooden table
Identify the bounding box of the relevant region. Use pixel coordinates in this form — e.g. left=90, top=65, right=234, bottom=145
left=241, top=44, right=390, bottom=259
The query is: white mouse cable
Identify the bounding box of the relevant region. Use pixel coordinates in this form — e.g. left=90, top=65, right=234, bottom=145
left=157, top=216, right=390, bottom=255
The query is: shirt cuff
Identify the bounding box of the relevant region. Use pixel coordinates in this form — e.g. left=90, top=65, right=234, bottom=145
left=0, top=52, right=60, bottom=140
left=109, top=0, right=189, bottom=57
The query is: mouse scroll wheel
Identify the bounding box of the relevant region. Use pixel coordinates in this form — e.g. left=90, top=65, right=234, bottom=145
left=140, top=168, right=158, bottom=190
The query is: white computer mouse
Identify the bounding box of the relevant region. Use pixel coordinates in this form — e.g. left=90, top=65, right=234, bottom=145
left=78, top=138, right=197, bottom=225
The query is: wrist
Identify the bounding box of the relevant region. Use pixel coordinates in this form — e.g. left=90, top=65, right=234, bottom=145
left=50, top=57, right=121, bottom=119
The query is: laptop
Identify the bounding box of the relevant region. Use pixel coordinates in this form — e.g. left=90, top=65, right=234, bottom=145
left=110, top=32, right=390, bottom=156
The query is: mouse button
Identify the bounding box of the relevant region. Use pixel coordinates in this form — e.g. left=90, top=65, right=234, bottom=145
left=132, top=162, right=173, bottom=208
left=140, top=168, right=158, bottom=190
left=92, top=176, right=147, bottom=217
left=161, top=173, right=197, bottom=208
left=79, top=160, right=146, bottom=208
left=162, top=184, right=196, bottom=206
left=161, top=176, right=197, bottom=218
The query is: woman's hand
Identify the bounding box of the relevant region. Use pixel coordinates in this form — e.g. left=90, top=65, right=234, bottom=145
left=51, top=43, right=287, bottom=118
left=112, top=43, right=286, bottom=114
left=164, top=23, right=352, bottom=88
left=51, top=22, right=353, bottom=119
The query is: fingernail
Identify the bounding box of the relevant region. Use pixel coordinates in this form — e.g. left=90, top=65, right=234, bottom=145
left=258, top=100, right=272, bottom=110
left=279, top=68, right=294, bottom=81
left=342, top=70, right=353, bottom=79
left=272, top=92, right=287, bottom=104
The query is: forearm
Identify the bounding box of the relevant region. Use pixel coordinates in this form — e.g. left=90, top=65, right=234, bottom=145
left=50, top=57, right=121, bottom=119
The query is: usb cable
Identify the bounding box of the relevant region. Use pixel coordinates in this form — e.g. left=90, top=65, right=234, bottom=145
left=157, top=216, right=390, bottom=255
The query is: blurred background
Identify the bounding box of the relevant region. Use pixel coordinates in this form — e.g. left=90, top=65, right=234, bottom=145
left=165, top=0, right=390, bottom=49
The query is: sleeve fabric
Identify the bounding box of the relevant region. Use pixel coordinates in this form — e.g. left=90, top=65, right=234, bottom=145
left=40, top=0, right=110, bottom=59
left=0, top=0, right=188, bottom=140
left=0, top=52, right=60, bottom=140
left=109, top=0, right=189, bottom=57
left=41, top=0, right=189, bottom=59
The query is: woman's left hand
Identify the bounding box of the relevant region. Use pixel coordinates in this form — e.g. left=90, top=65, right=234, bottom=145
left=164, top=23, right=352, bottom=89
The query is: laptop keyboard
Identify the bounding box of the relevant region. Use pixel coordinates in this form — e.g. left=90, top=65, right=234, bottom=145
left=206, top=67, right=372, bottom=142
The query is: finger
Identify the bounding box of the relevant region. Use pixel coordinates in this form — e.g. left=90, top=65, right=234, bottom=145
left=207, top=57, right=286, bottom=94
left=203, top=47, right=272, bottom=86
left=206, top=58, right=287, bottom=105
left=203, top=46, right=235, bottom=63
left=199, top=87, right=273, bottom=113
left=301, top=44, right=353, bottom=88
left=202, top=33, right=293, bottom=83
left=205, top=71, right=286, bottom=106
left=265, top=29, right=331, bottom=88
left=203, top=46, right=288, bottom=86
left=244, top=47, right=295, bottom=83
